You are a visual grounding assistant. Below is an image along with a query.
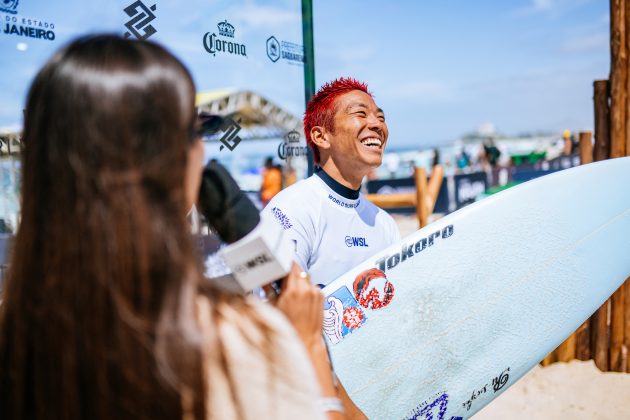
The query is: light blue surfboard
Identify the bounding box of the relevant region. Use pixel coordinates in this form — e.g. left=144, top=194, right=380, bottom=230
left=322, top=157, right=630, bottom=419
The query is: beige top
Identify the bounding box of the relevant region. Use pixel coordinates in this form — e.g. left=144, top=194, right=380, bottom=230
left=197, top=297, right=326, bottom=420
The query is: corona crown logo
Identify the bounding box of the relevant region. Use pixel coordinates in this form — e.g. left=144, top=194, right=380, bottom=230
left=217, top=20, right=235, bottom=38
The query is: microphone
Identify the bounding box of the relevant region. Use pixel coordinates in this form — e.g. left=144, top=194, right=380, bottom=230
left=197, top=160, right=293, bottom=293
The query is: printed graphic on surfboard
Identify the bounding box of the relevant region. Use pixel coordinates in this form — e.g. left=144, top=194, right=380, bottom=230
left=324, top=268, right=397, bottom=344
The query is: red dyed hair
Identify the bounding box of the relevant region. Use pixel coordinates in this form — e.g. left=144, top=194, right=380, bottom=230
left=303, top=77, right=371, bottom=163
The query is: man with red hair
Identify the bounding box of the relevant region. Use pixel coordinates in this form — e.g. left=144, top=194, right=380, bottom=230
left=263, top=77, right=399, bottom=418
left=264, top=77, right=400, bottom=287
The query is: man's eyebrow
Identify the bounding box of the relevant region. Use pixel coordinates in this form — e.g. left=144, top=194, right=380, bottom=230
left=344, top=103, right=386, bottom=115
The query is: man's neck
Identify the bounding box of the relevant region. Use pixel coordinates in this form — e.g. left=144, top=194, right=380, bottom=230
left=318, top=160, right=366, bottom=190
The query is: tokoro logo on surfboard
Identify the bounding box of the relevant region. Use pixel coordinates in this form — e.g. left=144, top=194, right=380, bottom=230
left=323, top=268, right=395, bottom=344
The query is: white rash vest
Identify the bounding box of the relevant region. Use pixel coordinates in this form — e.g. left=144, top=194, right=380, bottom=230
left=263, top=169, right=401, bottom=287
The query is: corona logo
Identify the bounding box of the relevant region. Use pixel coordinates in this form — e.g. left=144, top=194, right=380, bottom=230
left=217, top=20, right=235, bottom=38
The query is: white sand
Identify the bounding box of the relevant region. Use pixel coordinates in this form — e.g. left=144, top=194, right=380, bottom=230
left=473, top=360, right=630, bottom=419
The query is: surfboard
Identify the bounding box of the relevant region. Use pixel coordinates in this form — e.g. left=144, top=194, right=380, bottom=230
left=321, top=157, right=630, bottom=419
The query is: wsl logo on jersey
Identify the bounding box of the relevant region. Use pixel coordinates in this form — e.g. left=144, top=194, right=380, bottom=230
left=203, top=20, right=247, bottom=58
left=345, top=236, right=369, bottom=248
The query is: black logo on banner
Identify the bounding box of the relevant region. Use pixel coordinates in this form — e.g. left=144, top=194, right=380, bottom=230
left=218, top=117, right=243, bottom=152
left=266, top=36, right=280, bottom=62
left=2, top=5, right=56, bottom=41
left=0, top=0, right=19, bottom=14
left=278, top=130, right=309, bottom=160
left=203, top=20, right=247, bottom=58
left=123, top=1, right=157, bottom=40
left=217, top=20, right=234, bottom=37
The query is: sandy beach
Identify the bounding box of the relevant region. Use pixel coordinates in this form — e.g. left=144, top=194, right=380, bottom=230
left=473, top=360, right=630, bottom=419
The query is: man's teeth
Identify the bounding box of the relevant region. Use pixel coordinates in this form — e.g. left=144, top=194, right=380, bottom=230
left=361, top=138, right=382, bottom=147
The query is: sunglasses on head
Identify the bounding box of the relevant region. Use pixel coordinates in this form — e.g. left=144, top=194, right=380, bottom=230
left=194, top=113, right=226, bottom=138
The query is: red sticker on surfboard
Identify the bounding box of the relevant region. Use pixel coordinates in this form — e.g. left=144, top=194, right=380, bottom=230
left=353, top=268, right=395, bottom=310
left=342, top=306, right=365, bottom=329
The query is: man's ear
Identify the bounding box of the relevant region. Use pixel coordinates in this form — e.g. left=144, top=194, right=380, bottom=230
left=310, top=126, right=331, bottom=151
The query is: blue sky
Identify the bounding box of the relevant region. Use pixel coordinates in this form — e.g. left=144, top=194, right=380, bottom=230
left=314, top=0, right=609, bottom=147
left=0, top=0, right=610, bottom=150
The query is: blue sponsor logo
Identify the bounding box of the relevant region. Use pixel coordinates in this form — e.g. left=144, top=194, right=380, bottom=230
left=0, top=0, right=18, bottom=14
left=271, top=207, right=292, bottom=230
left=345, top=236, right=369, bottom=247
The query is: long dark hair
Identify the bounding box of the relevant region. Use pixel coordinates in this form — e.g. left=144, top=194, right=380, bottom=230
left=0, top=35, right=210, bottom=419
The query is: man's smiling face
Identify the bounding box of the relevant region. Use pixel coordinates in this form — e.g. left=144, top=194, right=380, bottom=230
left=326, top=90, right=389, bottom=174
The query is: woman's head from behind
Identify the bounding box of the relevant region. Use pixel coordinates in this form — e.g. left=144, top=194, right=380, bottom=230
left=24, top=34, right=198, bottom=216
left=1, top=35, right=207, bottom=419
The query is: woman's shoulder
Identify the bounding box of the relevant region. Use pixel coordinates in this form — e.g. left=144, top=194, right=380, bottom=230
left=196, top=294, right=325, bottom=419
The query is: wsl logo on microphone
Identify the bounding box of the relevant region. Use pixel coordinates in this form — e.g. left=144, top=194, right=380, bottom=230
left=203, top=20, right=247, bottom=58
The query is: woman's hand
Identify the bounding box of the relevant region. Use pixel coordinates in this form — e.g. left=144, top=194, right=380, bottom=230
left=273, top=264, right=350, bottom=419
left=274, top=263, right=324, bottom=351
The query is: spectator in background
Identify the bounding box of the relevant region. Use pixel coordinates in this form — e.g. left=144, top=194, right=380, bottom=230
left=260, top=156, right=283, bottom=207
left=483, top=138, right=502, bottom=186
left=431, top=147, right=440, bottom=169
left=0, top=35, right=341, bottom=420
left=456, top=148, right=470, bottom=173
left=562, top=129, right=572, bottom=156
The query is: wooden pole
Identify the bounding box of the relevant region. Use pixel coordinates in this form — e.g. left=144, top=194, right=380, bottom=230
left=414, top=167, right=428, bottom=228
left=572, top=131, right=595, bottom=361
left=541, top=352, right=556, bottom=367
left=625, top=278, right=630, bottom=372
left=592, top=301, right=610, bottom=371
left=609, top=0, right=628, bottom=368
left=366, top=193, right=414, bottom=208
left=556, top=334, right=577, bottom=363
left=610, top=0, right=627, bottom=158
left=578, top=131, right=593, bottom=164
left=610, top=282, right=626, bottom=371
left=425, top=165, right=444, bottom=215
left=575, top=321, right=591, bottom=361
left=593, top=80, right=611, bottom=162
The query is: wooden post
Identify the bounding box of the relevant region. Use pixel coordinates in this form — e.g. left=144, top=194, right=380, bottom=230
left=592, top=301, right=610, bottom=371
left=593, top=80, right=611, bottom=161
left=567, top=131, right=593, bottom=361
left=578, top=131, right=593, bottom=164
left=575, top=321, right=591, bottom=361
left=610, top=0, right=628, bottom=365
left=610, top=0, right=627, bottom=158
left=626, top=0, right=630, bottom=156
left=556, top=334, right=577, bottom=363
left=414, top=167, right=428, bottom=228
left=610, top=282, right=626, bottom=371
left=425, top=165, right=444, bottom=215
left=625, top=279, right=630, bottom=372
left=541, top=353, right=556, bottom=367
